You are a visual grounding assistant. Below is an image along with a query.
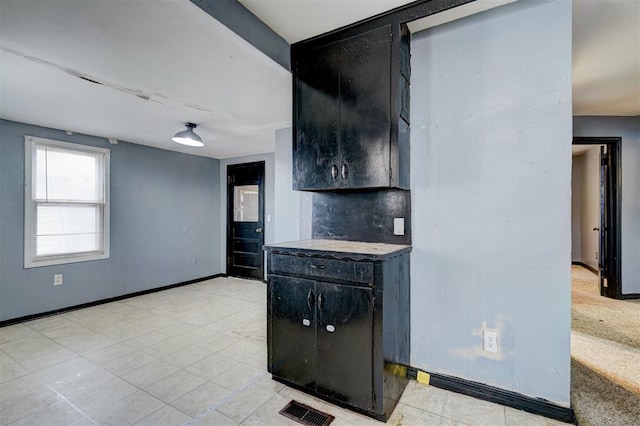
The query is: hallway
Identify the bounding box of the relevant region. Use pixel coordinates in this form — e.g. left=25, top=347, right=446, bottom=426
left=570, top=265, right=640, bottom=425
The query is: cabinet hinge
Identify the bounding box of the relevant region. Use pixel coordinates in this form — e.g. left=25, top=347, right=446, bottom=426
left=601, top=154, right=609, bottom=166
left=389, top=167, right=393, bottom=180
left=227, top=256, right=232, bottom=265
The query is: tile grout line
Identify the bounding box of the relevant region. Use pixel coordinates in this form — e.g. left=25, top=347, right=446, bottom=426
left=45, top=384, right=100, bottom=426
left=3, top=324, right=84, bottom=377
left=183, top=371, right=269, bottom=426
left=0, top=347, right=28, bottom=372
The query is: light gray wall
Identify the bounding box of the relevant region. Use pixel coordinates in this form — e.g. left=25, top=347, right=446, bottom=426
left=273, top=127, right=313, bottom=243
left=574, top=116, right=640, bottom=294
left=219, top=152, right=275, bottom=275
left=410, top=0, right=572, bottom=405
left=0, top=119, right=221, bottom=322
left=579, top=146, right=601, bottom=270
left=571, top=155, right=584, bottom=261
left=274, top=127, right=300, bottom=243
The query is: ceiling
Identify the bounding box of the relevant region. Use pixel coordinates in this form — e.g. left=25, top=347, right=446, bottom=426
left=0, top=0, right=638, bottom=160
left=572, top=0, right=640, bottom=116
left=0, top=0, right=291, bottom=159
left=239, top=0, right=413, bottom=43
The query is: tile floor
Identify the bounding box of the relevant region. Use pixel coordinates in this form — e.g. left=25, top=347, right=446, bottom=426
left=0, top=277, right=569, bottom=425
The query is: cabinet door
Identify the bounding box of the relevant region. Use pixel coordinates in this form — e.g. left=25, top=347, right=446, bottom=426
left=316, top=282, right=373, bottom=410
left=293, top=42, right=341, bottom=190
left=339, top=26, right=392, bottom=188
left=270, top=275, right=317, bottom=389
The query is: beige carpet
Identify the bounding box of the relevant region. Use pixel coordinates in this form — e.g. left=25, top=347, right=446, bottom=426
left=572, top=265, right=640, bottom=349
left=570, top=265, right=640, bottom=426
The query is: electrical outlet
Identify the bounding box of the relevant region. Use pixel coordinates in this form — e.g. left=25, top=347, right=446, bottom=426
left=393, top=218, right=405, bottom=236
left=483, top=330, right=498, bottom=354
left=192, top=257, right=198, bottom=265
left=53, top=274, right=63, bottom=286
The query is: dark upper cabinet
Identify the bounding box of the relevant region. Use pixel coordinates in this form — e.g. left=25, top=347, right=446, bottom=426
left=339, top=27, right=391, bottom=189
left=294, top=42, right=340, bottom=190
left=293, top=24, right=410, bottom=191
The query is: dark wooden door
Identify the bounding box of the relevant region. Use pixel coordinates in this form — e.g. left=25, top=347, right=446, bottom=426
left=599, top=146, right=607, bottom=294
left=227, top=161, right=265, bottom=280
left=573, top=137, right=621, bottom=299
left=269, top=275, right=317, bottom=389
left=293, top=42, right=341, bottom=190
left=316, top=281, right=373, bottom=410
left=599, top=145, right=619, bottom=298
left=339, top=26, right=392, bottom=189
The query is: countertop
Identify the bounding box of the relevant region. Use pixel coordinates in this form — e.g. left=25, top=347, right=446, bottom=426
left=264, top=239, right=411, bottom=258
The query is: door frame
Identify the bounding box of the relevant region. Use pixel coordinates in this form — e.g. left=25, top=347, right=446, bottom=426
left=226, top=161, right=266, bottom=280
left=572, top=137, right=622, bottom=299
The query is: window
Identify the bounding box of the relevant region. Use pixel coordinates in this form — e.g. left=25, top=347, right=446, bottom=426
left=233, top=185, right=259, bottom=222
left=24, top=136, right=110, bottom=268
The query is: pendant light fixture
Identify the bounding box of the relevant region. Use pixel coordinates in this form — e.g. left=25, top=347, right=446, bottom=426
left=172, top=122, right=204, bottom=147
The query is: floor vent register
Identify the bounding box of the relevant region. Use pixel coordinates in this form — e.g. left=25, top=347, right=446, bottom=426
left=279, top=400, right=334, bottom=426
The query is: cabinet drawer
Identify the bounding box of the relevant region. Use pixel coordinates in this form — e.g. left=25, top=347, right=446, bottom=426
left=271, top=254, right=374, bottom=285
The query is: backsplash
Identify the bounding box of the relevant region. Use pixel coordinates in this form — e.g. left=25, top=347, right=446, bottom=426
left=311, top=189, right=411, bottom=245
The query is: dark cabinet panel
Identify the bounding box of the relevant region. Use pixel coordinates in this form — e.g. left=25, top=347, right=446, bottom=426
left=270, top=254, right=374, bottom=284
left=292, top=24, right=409, bottom=191
left=270, top=275, right=317, bottom=389
left=294, top=42, right=340, bottom=190
left=339, top=27, right=391, bottom=189
left=316, top=282, right=373, bottom=409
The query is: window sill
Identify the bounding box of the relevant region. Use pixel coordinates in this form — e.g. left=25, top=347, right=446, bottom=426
left=24, top=251, right=110, bottom=269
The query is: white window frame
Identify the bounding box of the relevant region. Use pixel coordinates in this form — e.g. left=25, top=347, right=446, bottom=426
left=24, top=136, right=110, bottom=268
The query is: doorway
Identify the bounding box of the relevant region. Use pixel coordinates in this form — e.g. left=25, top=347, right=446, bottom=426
left=572, top=137, right=621, bottom=298
left=226, top=161, right=265, bottom=280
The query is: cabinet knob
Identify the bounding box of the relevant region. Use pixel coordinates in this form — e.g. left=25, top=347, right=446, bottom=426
left=341, top=164, right=348, bottom=179
left=303, top=319, right=311, bottom=327
left=331, top=165, right=338, bottom=179
left=326, top=325, right=335, bottom=333
left=256, top=227, right=263, bottom=233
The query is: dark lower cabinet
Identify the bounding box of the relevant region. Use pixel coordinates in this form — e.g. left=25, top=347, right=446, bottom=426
left=270, top=276, right=316, bottom=389
left=271, top=277, right=374, bottom=409
left=316, top=281, right=373, bottom=409
left=265, top=241, right=410, bottom=421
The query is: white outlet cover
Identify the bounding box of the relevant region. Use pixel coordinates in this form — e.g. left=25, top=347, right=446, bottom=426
left=483, top=330, right=498, bottom=354
left=53, top=274, right=63, bottom=286
left=393, top=218, right=405, bottom=236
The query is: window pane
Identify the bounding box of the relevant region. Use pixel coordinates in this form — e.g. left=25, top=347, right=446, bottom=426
left=36, top=204, right=101, bottom=256
left=233, top=185, right=259, bottom=222
left=35, top=147, right=47, bottom=200
left=35, top=146, right=101, bottom=202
